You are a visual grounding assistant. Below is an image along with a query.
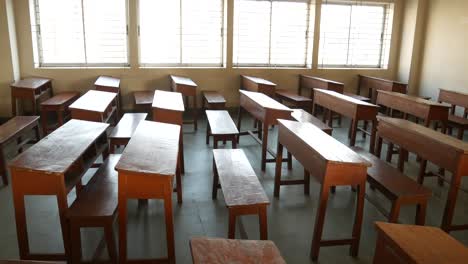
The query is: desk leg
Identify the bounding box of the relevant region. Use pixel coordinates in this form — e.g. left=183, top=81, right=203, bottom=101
left=375, top=135, right=383, bottom=158
left=304, top=169, right=310, bottom=195
left=350, top=183, right=365, bottom=257
left=193, top=94, right=198, bottom=131
left=350, top=119, right=358, bottom=146
left=180, top=132, right=185, bottom=174
left=369, top=120, right=377, bottom=154
left=442, top=171, right=462, bottom=232
left=0, top=150, right=8, bottom=185
left=310, top=183, right=330, bottom=261
left=417, top=159, right=428, bottom=184
left=261, top=121, right=269, bottom=171
left=118, top=185, right=128, bottom=263
left=274, top=143, right=284, bottom=198
left=12, top=95, right=17, bottom=116
left=236, top=107, right=243, bottom=144
left=176, top=162, right=182, bottom=204
left=12, top=191, right=29, bottom=258
left=31, top=97, right=38, bottom=116
left=57, top=191, right=71, bottom=258
left=41, top=110, right=48, bottom=135
left=259, top=206, right=268, bottom=240
left=164, top=190, right=176, bottom=264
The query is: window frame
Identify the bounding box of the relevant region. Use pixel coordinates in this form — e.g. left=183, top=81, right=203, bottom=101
left=30, top=0, right=131, bottom=68
left=137, top=0, right=226, bottom=68
left=317, top=0, right=393, bottom=69
left=232, top=0, right=314, bottom=69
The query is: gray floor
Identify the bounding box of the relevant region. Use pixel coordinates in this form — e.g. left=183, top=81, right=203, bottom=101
left=0, top=113, right=467, bottom=263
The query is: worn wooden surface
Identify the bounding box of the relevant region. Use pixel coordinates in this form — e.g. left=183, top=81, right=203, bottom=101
left=358, top=75, right=407, bottom=103
left=0, top=116, right=40, bottom=145
left=109, top=113, right=147, bottom=140
left=291, top=109, right=332, bottom=135
left=241, top=75, right=276, bottom=97
left=206, top=111, right=239, bottom=136
left=94, top=76, right=120, bottom=91
left=70, top=90, right=116, bottom=113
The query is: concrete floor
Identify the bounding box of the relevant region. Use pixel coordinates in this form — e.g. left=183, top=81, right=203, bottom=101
left=0, top=113, right=467, bottom=263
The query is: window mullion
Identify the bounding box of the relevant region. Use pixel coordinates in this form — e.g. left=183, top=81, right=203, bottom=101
left=80, top=0, right=88, bottom=64
left=345, top=4, right=352, bottom=66
left=179, top=0, right=183, bottom=64
left=268, top=0, right=273, bottom=66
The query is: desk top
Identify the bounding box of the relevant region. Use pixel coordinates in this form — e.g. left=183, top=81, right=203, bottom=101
left=375, top=222, right=468, bottom=264
left=69, top=90, right=117, bottom=113
left=291, top=109, right=332, bottom=134
left=278, top=119, right=370, bottom=166
left=242, top=75, right=276, bottom=86
left=359, top=74, right=406, bottom=85
left=41, top=92, right=79, bottom=106
left=314, top=89, right=378, bottom=107
left=206, top=110, right=239, bottom=135
left=133, top=90, right=155, bottom=105
left=9, top=120, right=108, bottom=174
left=94, top=76, right=120, bottom=88
left=190, top=237, right=286, bottom=264
left=152, top=90, right=185, bottom=112
left=377, top=117, right=468, bottom=154
left=378, top=90, right=450, bottom=107
left=115, top=121, right=180, bottom=176
left=109, top=113, right=147, bottom=139
left=170, top=75, right=197, bottom=87
left=300, top=75, right=344, bottom=86
left=240, top=90, right=291, bottom=111
left=10, top=78, right=51, bottom=90
left=0, top=116, right=40, bottom=145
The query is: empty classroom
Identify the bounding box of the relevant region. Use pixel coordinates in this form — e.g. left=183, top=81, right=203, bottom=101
left=0, top=0, right=467, bottom=263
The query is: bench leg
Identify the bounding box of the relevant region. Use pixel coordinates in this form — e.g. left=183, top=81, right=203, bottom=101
left=193, top=95, right=198, bottom=131
left=236, top=107, right=242, bottom=144
left=259, top=206, right=268, bottom=240
left=388, top=200, right=402, bottom=223
left=258, top=121, right=263, bottom=140
left=228, top=210, right=236, bottom=239
left=104, top=221, right=118, bottom=263
left=310, top=184, right=330, bottom=261
left=457, top=127, right=464, bottom=140
left=0, top=150, right=8, bottom=185
left=41, top=109, right=48, bottom=135
left=375, top=135, right=383, bottom=158
left=232, top=136, right=237, bottom=149
left=213, top=136, right=218, bottom=149
left=206, top=122, right=210, bottom=145
left=261, top=121, right=268, bottom=171
left=287, top=151, right=292, bottom=170
left=362, top=121, right=368, bottom=139
left=350, top=119, right=358, bottom=146
left=70, top=223, right=82, bottom=264
left=415, top=202, right=427, bottom=225
left=176, top=162, right=182, bottom=204
left=274, top=143, right=284, bottom=198
left=304, top=169, right=310, bottom=195
left=180, top=133, right=185, bottom=174
left=417, top=159, right=427, bottom=184
left=212, top=158, right=219, bottom=200
left=386, top=143, right=394, bottom=162
left=164, top=193, right=176, bottom=264
left=350, top=183, right=365, bottom=257
left=397, top=148, right=406, bottom=172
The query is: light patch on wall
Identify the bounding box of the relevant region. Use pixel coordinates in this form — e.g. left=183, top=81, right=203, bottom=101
left=461, top=16, right=468, bottom=24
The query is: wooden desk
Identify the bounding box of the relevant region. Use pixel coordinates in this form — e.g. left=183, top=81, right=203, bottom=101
left=10, top=78, right=53, bottom=116
left=276, top=119, right=370, bottom=261
left=358, top=75, right=407, bottom=104
left=40, top=92, right=80, bottom=135
left=438, top=89, right=468, bottom=139
left=152, top=90, right=185, bottom=201
left=373, top=222, right=468, bottom=264
left=9, top=120, right=109, bottom=261
left=299, top=75, right=344, bottom=100
left=69, top=90, right=118, bottom=124
left=94, top=76, right=121, bottom=117
left=375, top=117, right=468, bottom=232
left=170, top=75, right=198, bottom=130
left=313, top=89, right=379, bottom=152
left=133, top=90, right=154, bottom=115
left=108, top=113, right=147, bottom=153
left=115, top=121, right=180, bottom=264
left=377, top=90, right=450, bottom=129
left=0, top=116, right=41, bottom=185
left=190, top=237, right=286, bottom=264
left=240, top=75, right=276, bottom=97
left=237, top=90, right=293, bottom=171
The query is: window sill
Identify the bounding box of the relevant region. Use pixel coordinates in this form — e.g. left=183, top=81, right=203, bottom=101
left=317, top=67, right=388, bottom=70
left=139, top=66, right=226, bottom=69
left=34, top=66, right=131, bottom=70
left=232, top=66, right=312, bottom=70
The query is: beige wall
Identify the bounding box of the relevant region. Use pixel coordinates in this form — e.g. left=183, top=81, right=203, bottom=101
left=0, top=0, right=15, bottom=116
left=1, top=0, right=404, bottom=117
left=417, top=0, right=468, bottom=99
left=397, top=0, right=417, bottom=86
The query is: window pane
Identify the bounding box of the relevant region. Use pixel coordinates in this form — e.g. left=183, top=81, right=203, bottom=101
left=83, top=0, right=128, bottom=64
left=139, top=0, right=181, bottom=65
left=35, top=0, right=86, bottom=64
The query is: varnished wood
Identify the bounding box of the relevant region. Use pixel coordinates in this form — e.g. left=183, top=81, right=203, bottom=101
left=202, top=91, right=226, bottom=110
left=109, top=113, right=147, bottom=154
left=70, top=90, right=118, bottom=124
left=40, top=92, right=80, bottom=135
left=275, top=119, right=370, bottom=261
left=115, top=121, right=180, bottom=264
left=133, top=90, right=154, bottom=117
left=190, top=237, right=286, bottom=264
left=94, top=76, right=121, bottom=117
left=275, top=89, right=313, bottom=111
left=170, top=75, right=198, bottom=130
left=299, top=75, right=344, bottom=99
left=438, top=89, right=468, bottom=139
left=213, top=149, right=269, bottom=240
left=291, top=109, right=332, bottom=135
left=206, top=110, right=239, bottom=148
left=373, top=222, right=468, bottom=264
left=10, top=77, right=53, bottom=116
left=358, top=75, right=407, bottom=103
left=241, top=75, right=276, bottom=97
left=237, top=90, right=292, bottom=171
left=9, top=120, right=109, bottom=261
left=375, top=116, right=468, bottom=232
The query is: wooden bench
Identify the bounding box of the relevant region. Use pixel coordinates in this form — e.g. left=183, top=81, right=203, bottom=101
left=40, top=92, right=80, bottom=135
left=241, top=75, right=276, bottom=97
left=202, top=91, right=226, bottom=110
left=190, top=237, right=286, bottom=264
left=133, top=90, right=154, bottom=117
left=352, top=147, right=431, bottom=225
left=109, top=113, right=147, bottom=154
left=358, top=75, right=407, bottom=104
left=275, top=89, right=313, bottom=111
left=438, top=88, right=468, bottom=139
left=344, top=92, right=371, bottom=102
left=0, top=116, right=41, bottom=186
left=68, top=154, right=120, bottom=264
left=212, top=149, right=270, bottom=240
left=206, top=110, right=239, bottom=148
left=291, top=109, right=332, bottom=135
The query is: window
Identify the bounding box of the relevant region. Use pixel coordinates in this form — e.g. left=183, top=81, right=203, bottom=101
left=30, top=0, right=129, bottom=67
left=318, top=0, right=394, bottom=68
left=139, top=0, right=225, bottom=67
left=233, top=0, right=314, bottom=68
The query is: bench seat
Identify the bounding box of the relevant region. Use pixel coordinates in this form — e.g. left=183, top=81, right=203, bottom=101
left=447, top=114, right=468, bottom=139
left=202, top=91, right=226, bottom=110
left=291, top=109, right=332, bottom=135
left=344, top=92, right=371, bottom=102
left=206, top=110, right=239, bottom=148
left=108, top=113, right=147, bottom=153
left=133, top=90, right=154, bottom=117
left=40, top=92, right=80, bottom=135
left=68, top=154, right=120, bottom=263
left=352, top=147, right=431, bottom=225
left=276, top=89, right=312, bottom=110
left=190, top=237, right=286, bottom=264
left=212, top=149, right=269, bottom=239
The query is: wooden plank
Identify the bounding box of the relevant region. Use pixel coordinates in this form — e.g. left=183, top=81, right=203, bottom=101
left=109, top=113, right=147, bottom=140
left=69, top=90, right=117, bottom=113
left=94, top=76, right=120, bottom=90
left=291, top=109, right=332, bottom=134
left=206, top=110, right=238, bottom=135
left=152, top=90, right=185, bottom=112
left=10, top=78, right=51, bottom=90
left=0, top=116, right=40, bottom=145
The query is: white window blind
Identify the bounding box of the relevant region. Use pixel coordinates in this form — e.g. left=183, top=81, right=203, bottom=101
left=30, top=0, right=129, bottom=67
left=139, top=0, right=225, bottom=67
left=233, top=0, right=314, bottom=68
left=318, top=0, right=394, bottom=68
